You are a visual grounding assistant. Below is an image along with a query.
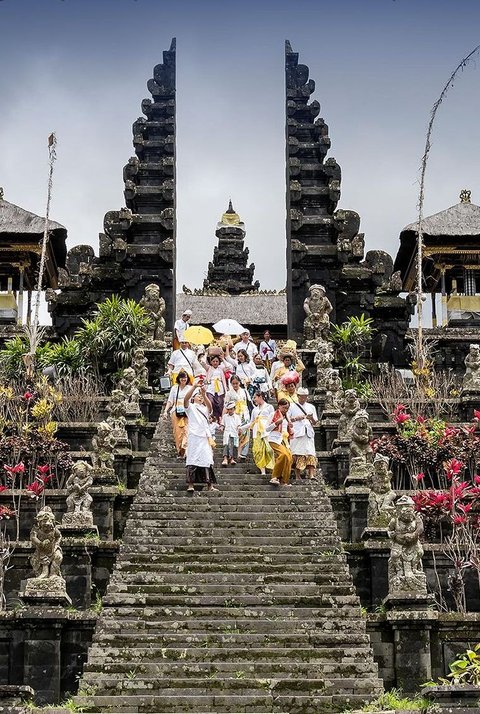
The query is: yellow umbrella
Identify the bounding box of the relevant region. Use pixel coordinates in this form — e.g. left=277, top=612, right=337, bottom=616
left=183, top=325, right=214, bottom=345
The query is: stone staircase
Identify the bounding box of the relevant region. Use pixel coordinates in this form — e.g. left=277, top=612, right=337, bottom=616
left=74, top=422, right=383, bottom=713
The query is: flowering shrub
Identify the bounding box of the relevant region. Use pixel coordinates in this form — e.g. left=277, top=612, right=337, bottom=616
left=373, top=405, right=480, bottom=489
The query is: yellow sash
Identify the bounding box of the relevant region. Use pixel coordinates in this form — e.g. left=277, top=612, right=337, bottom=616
left=235, top=400, right=247, bottom=415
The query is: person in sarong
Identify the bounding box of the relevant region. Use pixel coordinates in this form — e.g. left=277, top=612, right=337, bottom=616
left=266, top=398, right=293, bottom=486
left=239, top=391, right=275, bottom=475
left=163, top=372, right=190, bottom=458
left=199, top=353, right=229, bottom=422
left=288, top=387, right=318, bottom=480
left=251, top=354, right=273, bottom=400
left=223, top=375, right=250, bottom=460
left=184, top=382, right=218, bottom=492
left=272, top=352, right=305, bottom=400
left=221, top=401, right=242, bottom=466
left=173, top=310, right=192, bottom=350
left=167, top=340, right=201, bottom=384
left=258, top=330, right=277, bottom=372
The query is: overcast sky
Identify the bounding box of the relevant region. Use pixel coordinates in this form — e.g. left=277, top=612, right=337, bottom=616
left=1, top=0, right=479, bottom=303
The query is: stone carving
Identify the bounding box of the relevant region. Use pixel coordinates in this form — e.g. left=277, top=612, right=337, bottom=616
left=139, top=284, right=166, bottom=345
left=324, top=369, right=343, bottom=411
left=92, top=421, right=117, bottom=480
left=62, top=461, right=94, bottom=528
left=313, top=340, right=334, bottom=389
left=303, top=285, right=333, bottom=347
left=387, top=495, right=426, bottom=595
left=118, top=367, right=141, bottom=417
left=23, top=506, right=70, bottom=604
left=107, top=389, right=129, bottom=445
left=367, top=454, right=396, bottom=528
left=463, top=344, right=480, bottom=390
left=334, top=209, right=365, bottom=262
left=337, top=389, right=360, bottom=440
left=348, top=409, right=373, bottom=482
left=132, top=347, right=150, bottom=392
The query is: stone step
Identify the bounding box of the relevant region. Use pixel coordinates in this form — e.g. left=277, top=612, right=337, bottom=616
left=95, top=619, right=372, bottom=640
left=120, top=536, right=340, bottom=548
left=86, top=644, right=370, bottom=664
left=77, top=675, right=380, bottom=696
left=116, top=552, right=347, bottom=566
left=83, top=655, right=375, bottom=677
left=115, top=562, right=348, bottom=576
left=106, top=583, right=356, bottom=599
left=122, top=526, right=338, bottom=539
left=131, top=504, right=332, bottom=515
left=109, top=572, right=353, bottom=586
left=102, top=591, right=361, bottom=607
left=88, top=631, right=370, bottom=651
left=127, top=512, right=333, bottom=522
left=73, top=693, right=381, bottom=713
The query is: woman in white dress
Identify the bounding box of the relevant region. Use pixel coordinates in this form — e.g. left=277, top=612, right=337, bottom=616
left=239, top=391, right=275, bottom=475
left=183, top=382, right=218, bottom=492
left=223, top=375, right=250, bottom=460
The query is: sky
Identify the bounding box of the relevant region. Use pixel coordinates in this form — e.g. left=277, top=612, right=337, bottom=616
left=0, top=0, right=479, bottom=310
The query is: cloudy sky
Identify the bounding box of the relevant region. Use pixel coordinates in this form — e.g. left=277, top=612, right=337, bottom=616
left=1, top=0, right=479, bottom=304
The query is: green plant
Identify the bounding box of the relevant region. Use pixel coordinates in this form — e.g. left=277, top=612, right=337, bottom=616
left=75, top=295, right=152, bottom=373
left=424, top=643, right=480, bottom=686
left=330, top=314, right=374, bottom=392
left=91, top=592, right=103, bottom=614
left=37, top=337, right=87, bottom=377
left=359, top=687, right=430, bottom=711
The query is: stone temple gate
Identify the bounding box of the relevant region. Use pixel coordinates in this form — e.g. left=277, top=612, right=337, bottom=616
left=45, top=38, right=411, bottom=362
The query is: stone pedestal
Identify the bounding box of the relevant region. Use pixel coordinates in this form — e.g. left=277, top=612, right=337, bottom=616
left=92, top=465, right=117, bottom=485
left=362, top=526, right=389, bottom=540
left=332, top=442, right=349, bottom=486
left=345, top=456, right=372, bottom=486
left=386, top=608, right=438, bottom=692
left=345, top=486, right=369, bottom=541
left=421, top=684, right=480, bottom=709
left=21, top=575, right=72, bottom=607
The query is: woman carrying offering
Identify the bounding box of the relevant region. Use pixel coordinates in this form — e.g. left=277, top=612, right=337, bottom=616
left=163, top=371, right=190, bottom=458
left=266, top=398, right=293, bottom=486
left=184, top=381, right=218, bottom=493
left=239, top=391, right=275, bottom=476
left=199, top=352, right=230, bottom=422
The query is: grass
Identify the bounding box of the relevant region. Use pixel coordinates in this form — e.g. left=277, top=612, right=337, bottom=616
left=359, top=688, right=431, bottom=711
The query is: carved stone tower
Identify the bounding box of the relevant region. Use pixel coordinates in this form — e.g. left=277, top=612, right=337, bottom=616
left=203, top=201, right=259, bottom=294
left=49, top=39, right=177, bottom=334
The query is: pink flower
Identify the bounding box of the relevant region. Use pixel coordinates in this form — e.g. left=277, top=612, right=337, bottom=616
left=0, top=505, right=14, bottom=520
left=474, top=476, right=480, bottom=485
left=459, top=503, right=473, bottom=514
left=395, top=412, right=411, bottom=424
left=23, top=391, right=34, bottom=401
left=0, top=485, right=7, bottom=494
left=417, top=416, right=426, bottom=424
left=37, top=465, right=51, bottom=475
left=474, top=409, right=480, bottom=421
left=3, top=463, right=25, bottom=477
left=417, top=472, right=425, bottom=481
left=454, top=515, right=467, bottom=525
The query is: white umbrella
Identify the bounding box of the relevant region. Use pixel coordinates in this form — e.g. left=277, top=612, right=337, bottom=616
left=213, top=318, right=246, bottom=335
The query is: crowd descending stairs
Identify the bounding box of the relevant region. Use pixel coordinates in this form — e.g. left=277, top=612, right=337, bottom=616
left=75, top=422, right=383, bottom=713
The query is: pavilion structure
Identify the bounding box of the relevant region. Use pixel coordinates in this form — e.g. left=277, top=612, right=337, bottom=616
left=0, top=189, right=67, bottom=324
left=394, top=190, right=480, bottom=327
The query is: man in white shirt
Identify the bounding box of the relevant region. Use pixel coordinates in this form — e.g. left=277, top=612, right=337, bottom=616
left=288, top=387, right=318, bottom=481
left=236, top=329, right=258, bottom=361
left=173, top=310, right=192, bottom=348
left=167, top=340, right=200, bottom=383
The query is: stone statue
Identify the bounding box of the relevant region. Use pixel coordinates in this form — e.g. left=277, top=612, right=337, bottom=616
left=118, top=367, right=141, bottom=417
left=63, top=461, right=94, bottom=528
left=30, top=507, right=63, bottom=579
left=313, top=339, right=334, bottom=389
left=463, top=344, right=480, bottom=390
left=303, top=284, right=333, bottom=346
left=325, top=369, right=343, bottom=411
left=92, top=421, right=117, bottom=477
left=388, top=495, right=426, bottom=595
left=107, top=389, right=129, bottom=445
left=348, top=409, right=373, bottom=482
left=367, top=454, right=396, bottom=528
left=139, top=283, right=166, bottom=345
left=337, top=389, right=361, bottom=440
left=132, top=347, right=150, bottom=392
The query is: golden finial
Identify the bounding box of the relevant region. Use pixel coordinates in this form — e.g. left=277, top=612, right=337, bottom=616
left=221, top=199, right=241, bottom=226
left=460, top=189, right=471, bottom=203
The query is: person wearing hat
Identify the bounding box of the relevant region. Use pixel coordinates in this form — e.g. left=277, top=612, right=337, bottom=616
left=272, top=350, right=305, bottom=401
left=173, top=309, right=193, bottom=350
left=288, top=388, right=318, bottom=481
left=235, top=329, right=258, bottom=361
left=220, top=401, right=242, bottom=466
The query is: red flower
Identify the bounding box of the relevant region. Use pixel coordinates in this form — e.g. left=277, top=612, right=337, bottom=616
left=394, top=412, right=411, bottom=424
left=0, top=505, right=14, bottom=520
left=0, top=485, right=7, bottom=494
left=417, top=416, right=426, bottom=424
left=23, top=391, right=34, bottom=401
left=474, top=409, right=480, bottom=421
left=459, top=503, right=473, bottom=514
left=3, top=463, right=25, bottom=477
left=417, top=472, right=425, bottom=481
left=454, top=515, right=467, bottom=525
left=474, top=476, right=480, bottom=485
left=37, top=465, right=51, bottom=475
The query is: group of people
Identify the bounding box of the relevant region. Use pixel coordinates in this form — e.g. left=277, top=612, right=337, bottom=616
left=163, top=319, right=318, bottom=492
